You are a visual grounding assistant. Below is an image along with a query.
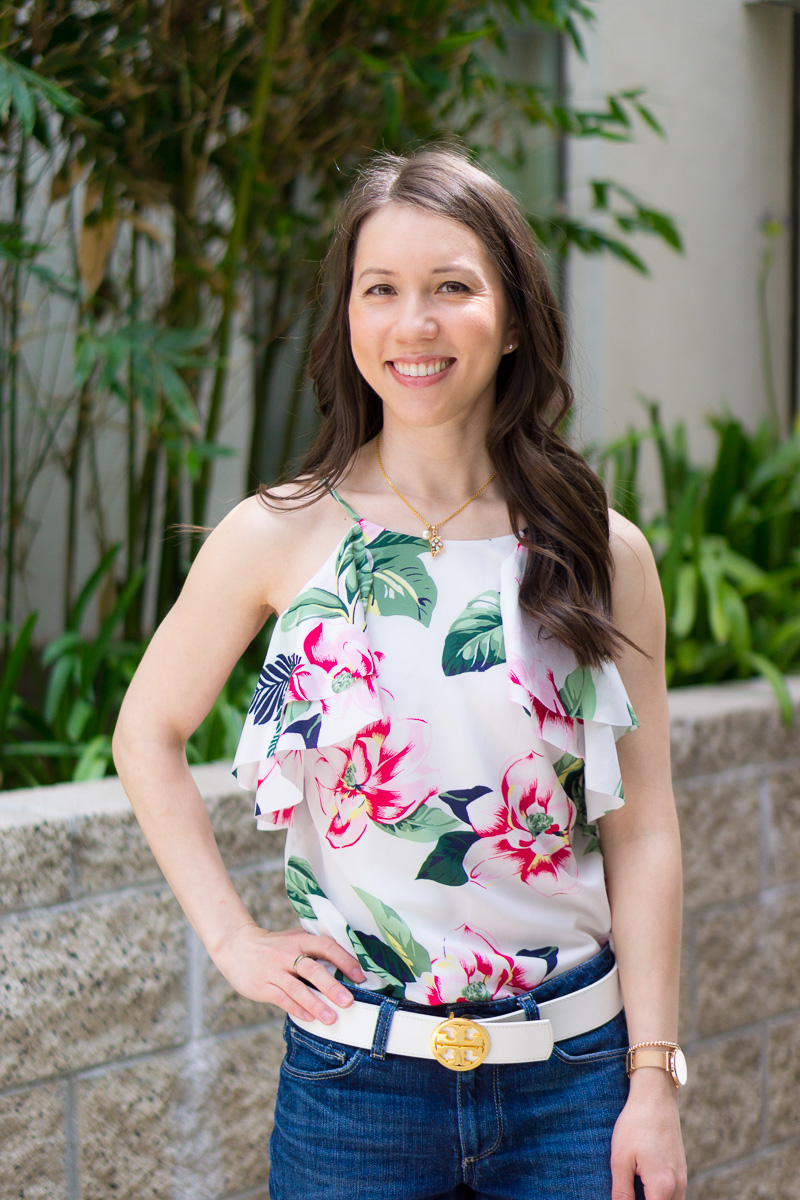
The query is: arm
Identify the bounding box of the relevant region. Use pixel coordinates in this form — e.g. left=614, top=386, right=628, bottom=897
left=598, top=514, right=687, bottom=1200
left=112, top=497, right=364, bottom=1025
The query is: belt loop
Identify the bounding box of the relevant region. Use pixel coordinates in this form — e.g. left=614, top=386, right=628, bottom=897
left=516, top=992, right=540, bottom=1022
left=370, top=996, right=399, bottom=1060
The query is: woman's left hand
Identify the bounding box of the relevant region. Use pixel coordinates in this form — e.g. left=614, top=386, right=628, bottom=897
left=610, top=1072, right=687, bottom=1200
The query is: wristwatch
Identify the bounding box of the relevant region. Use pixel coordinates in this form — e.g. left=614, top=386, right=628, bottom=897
left=626, top=1042, right=688, bottom=1088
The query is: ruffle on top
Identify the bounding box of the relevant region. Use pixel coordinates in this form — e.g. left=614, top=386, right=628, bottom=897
left=499, top=544, right=638, bottom=824
left=233, top=527, right=638, bottom=830
left=233, top=523, right=384, bottom=829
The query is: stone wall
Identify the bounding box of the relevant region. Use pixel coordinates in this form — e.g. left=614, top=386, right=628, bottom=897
left=1, top=676, right=799, bottom=1200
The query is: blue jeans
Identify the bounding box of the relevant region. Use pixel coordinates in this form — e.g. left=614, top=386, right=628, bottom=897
left=269, top=945, right=639, bottom=1200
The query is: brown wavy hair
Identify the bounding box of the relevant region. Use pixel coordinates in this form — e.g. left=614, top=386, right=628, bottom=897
left=262, top=147, right=631, bottom=667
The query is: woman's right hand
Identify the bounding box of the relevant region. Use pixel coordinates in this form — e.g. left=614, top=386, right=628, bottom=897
left=213, top=922, right=367, bottom=1024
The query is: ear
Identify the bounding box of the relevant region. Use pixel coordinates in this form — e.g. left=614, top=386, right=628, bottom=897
left=503, top=321, right=522, bottom=352
left=502, top=316, right=520, bottom=355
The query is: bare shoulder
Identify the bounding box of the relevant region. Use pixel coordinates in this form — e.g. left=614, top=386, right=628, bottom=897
left=195, top=484, right=354, bottom=615
left=607, top=509, right=664, bottom=651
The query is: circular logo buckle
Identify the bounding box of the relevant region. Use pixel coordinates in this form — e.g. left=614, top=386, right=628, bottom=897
left=431, top=1014, right=490, bottom=1071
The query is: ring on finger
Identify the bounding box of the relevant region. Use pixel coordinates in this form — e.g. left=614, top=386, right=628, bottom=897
left=292, top=953, right=311, bottom=972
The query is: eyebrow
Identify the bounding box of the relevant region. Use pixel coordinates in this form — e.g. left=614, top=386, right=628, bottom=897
left=355, top=264, right=480, bottom=284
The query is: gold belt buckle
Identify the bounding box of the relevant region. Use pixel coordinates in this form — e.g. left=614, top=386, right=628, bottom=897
left=431, top=1012, right=490, bottom=1071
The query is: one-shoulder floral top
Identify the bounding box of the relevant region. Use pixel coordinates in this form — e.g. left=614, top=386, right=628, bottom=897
left=233, top=489, right=638, bottom=1005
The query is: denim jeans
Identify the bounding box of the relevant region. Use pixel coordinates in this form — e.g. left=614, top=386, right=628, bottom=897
left=269, top=945, right=640, bottom=1200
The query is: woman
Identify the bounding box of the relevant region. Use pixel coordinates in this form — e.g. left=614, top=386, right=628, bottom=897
left=114, top=148, right=686, bottom=1200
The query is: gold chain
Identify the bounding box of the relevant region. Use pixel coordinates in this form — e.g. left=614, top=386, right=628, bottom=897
left=375, top=436, right=496, bottom=559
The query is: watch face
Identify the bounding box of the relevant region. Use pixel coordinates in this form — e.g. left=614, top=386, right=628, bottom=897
left=672, top=1048, right=688, bottom=1087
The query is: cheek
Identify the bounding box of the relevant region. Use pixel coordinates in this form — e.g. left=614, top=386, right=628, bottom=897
left=348, top=305, right=384, bottom=364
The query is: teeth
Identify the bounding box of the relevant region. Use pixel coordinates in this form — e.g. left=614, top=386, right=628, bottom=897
left=392, top=359, right=452, bottom=377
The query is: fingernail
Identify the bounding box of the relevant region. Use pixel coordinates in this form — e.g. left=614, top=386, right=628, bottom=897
left=336, top=989, right=352, bottom=1005
left=320, top=1009, right=336, bottom=1024
left=354, top=969, right=366, bottom=982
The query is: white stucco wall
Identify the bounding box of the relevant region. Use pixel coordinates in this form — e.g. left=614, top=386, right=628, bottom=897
left=567, top=0, right=794, bottom=454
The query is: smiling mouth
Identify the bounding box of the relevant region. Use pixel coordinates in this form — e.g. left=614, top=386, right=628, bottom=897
left=390, top=357, right=455, bottom=378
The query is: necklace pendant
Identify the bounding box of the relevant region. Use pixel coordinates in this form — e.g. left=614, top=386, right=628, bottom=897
left=428, top=526, right=444, bottom=558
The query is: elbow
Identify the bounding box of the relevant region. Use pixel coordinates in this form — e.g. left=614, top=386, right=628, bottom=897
left=111, top=709, right=135, bottom=781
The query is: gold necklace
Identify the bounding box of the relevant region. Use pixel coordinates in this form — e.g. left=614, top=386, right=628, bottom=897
left=375, top=436, right=496, bottom=559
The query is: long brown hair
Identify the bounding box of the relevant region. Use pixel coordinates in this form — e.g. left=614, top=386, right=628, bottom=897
left=262, top=148, right=630, bottom=667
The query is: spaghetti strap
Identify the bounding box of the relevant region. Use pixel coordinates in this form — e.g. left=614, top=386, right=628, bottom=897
left=327, top=484, right=361, bottom=523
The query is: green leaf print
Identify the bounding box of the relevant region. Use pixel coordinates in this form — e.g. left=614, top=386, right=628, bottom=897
left=353, top=888, right=432, bottom=976
left=552, top=753, right=585, bottom=805
left=347, top=926, right=414, bottom=988
left=285, top=856, right=326, bottom=920
left=335, top=526, right=373, bottom=611
left=365, top=531, right=437, bottom=625
left=280, top=587, right=348, bottom=631
left=558, top=667, right=597, bottom=719
left=441, top=591, right=505, bottom=676
left=379, top=805, right=463, bottom=842
left=415, top=831, right=480, bottom=887
left=552, top=753, right=600, bottom=854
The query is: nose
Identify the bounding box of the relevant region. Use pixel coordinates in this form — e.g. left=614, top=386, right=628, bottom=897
left=394, top=292, right=438, bottom=342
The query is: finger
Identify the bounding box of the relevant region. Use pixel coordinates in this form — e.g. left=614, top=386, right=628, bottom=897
left=294, top=954, right=356, bottom=1009
left=281, top=973, right=343, bottom=1024
left=610, top=1158, right=637, bottom=1200
left=301, top=934, right=366, bottom=982
left=257, top=980, right=315, bottom=1024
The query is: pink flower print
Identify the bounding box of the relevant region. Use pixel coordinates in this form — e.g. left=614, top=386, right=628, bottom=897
left=507, top=653, right=577, bottom=750
left=287, top=622, right=382, bottom=709
left=358, top=518, right=385, bottom=544
left=313, top=716, right=439, bottom=848
left=465, top=752, right=579, bottom=895
left=405, top=925, right=547, bottom=1005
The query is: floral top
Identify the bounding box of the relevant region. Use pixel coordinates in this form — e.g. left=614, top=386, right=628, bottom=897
left=233, top=489, right=638, bottom=1005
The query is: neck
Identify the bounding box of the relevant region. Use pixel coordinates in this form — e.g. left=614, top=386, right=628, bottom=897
left=371, top=419, right=496, bottom=507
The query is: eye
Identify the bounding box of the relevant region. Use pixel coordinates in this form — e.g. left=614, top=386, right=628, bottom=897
left=438, top=280, right=469, bottom=294
left=364, top=283, right=395, bottom=296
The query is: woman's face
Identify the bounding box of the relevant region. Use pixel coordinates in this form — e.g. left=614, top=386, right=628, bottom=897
left=348, top=203, right=516, bottom=432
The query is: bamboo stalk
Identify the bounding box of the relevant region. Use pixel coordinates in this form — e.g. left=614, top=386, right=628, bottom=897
left=63, top=381, right=92, bottom=627
left=247, top=263, right=287, bottom=488
left=3, top=134, right=27, bottom=653
left=192, top=0, right=284, bottom=527
left=125, top=217, right=140, bottom=639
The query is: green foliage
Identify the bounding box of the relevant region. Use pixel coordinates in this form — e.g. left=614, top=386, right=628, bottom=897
left=0, top=1, right=685, bottom=789
left=1, top=0, right=679, bottom=653
left=0, top=548, right=261, bottom=790
left=599, top=403, right=800, bottom=721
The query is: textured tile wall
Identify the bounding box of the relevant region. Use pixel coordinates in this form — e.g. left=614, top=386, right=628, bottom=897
left=1, top=680, right=799, bottom=1200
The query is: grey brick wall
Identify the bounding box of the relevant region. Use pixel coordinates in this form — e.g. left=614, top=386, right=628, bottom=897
left=671, top=678, right=800, bottom=1199
left=1, top=678, right=799, bottom=1200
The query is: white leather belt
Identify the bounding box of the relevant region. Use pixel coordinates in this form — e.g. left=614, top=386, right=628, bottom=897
left=292, top=963, right=622, bottom=1071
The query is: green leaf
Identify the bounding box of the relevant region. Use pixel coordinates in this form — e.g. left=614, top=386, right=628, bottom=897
left=67, top=544, right=122, bottom=632
left=742, top=653, right=794, bottom=725
left=379, top=805, right=463, bottom=842
left=73, top=735, right=113, bottom=782
left=366, top=532, right=437, bottom=625
left=552, top=753, right=586, bottom=806
left=336, top=526, right=372, bottom=611
left=415, top=831, right=480, bottom=888
left=0, top=613, right=37, bottom=740
left=671, top=563, right=698, bottom=638
left=284, top=856, right=326, bottom=920
left=347, top=926, right=413, bottom=987
left=353, top=888, right=432, bottom=975
left=558, top=667, right=597, bottom=719
left=280, top=588, right=349, bottom=631
left=441, top=590, right=505, bottom=676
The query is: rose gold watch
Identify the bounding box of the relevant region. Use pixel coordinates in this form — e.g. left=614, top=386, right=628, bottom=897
left=626, top=1041, right=688, bottom=1089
